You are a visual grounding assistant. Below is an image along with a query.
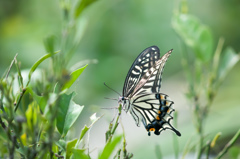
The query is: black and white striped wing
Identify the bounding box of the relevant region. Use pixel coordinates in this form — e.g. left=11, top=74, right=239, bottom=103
left=130, top=93, right=181, bottom=136
left=130, top=49, right=173, bottom=97
left=123, top=46, right=160, bottom=97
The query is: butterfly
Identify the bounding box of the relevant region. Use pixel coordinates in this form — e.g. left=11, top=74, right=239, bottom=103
left=118, top=46, right=181, bottom=136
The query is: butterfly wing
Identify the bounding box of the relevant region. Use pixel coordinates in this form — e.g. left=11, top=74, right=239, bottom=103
left=130, top=49, right=172, bottom=97
left=131, top=93, right=181, bottom=136
left=122, top=46, right=160, bottom=97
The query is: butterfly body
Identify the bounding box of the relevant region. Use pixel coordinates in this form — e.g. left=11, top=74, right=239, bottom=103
left=119, top=46, right=181, bottom=136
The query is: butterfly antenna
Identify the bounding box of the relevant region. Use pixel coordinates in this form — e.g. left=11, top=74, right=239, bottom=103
left=104, top=97, right=118, bottom=101
left=104, top=82, right=121, bottom=96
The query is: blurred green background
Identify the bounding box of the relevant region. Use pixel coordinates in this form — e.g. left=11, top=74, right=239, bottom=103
left=0, top=0, right=240, bottom=158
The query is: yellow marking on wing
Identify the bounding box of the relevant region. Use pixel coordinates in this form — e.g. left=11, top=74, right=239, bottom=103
left=149, top=128, right=155, bottom=132
left=160, top=95, right=164, bottom=100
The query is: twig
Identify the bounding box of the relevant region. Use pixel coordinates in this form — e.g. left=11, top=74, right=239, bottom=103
left=5, top=53, right=18, bottom=81
left=14, top=88, right=26, bottom=112
left=215, top=129, right=240, bottom=159
left=54, top=153, right=64, bottom=158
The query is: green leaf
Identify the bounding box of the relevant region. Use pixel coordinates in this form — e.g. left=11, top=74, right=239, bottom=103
left=56, top=93, right=84, bottom=136
left=44, top=35, right=55, bottom=55
left=99, top=135, right=122, bottom=159
left=27, top=87, right=47, bottom=112
left=218, top=47, right=240, bottom=80
left=72, top=148, right=90, bottom=159
left=16, top=146, right=28, bottom=156
left=62, top=64, right=88, bottom=91
left=66, top=138, right=78, bottom=159
left=27, top=51, right=59, bottom=86
left=77, top=113, right=101, bottom=147
left=172, top=13, right=213, bottom=62
left=229, top=146, right=240, bottom=159
left=25, top=102, right=39, bottom=131
left=55, top=139, right=67, bottom=151
left=0, top=126, right=8, bottom=142
left=74, top=0, right=98, bottom=18
left=211, top=132, right=222, bottom=148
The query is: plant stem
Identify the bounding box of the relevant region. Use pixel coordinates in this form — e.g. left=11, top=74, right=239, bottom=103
left=215, top=129, right=240, bottom=159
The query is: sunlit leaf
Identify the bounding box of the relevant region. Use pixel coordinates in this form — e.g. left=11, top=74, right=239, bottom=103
left=72, top=148, right=90, bottom=159
left=25, top=102, right=39, bottom=131
left=20, top=133, right=27, bottom=146
left=172, top=13, right=213, bottom=62
left=62, top=64, right=88, bottom=91
left=218, top=47, right=240, bottom=80
left=99, top=135, right=122, bottom=159
left=56, top=93, right=84, bottom=136
left=66, top=138, right=78, bottom=159
left=211, top=132, right=222, bottom=148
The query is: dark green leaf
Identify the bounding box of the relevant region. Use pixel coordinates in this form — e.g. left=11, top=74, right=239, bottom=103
left=99, top=135, right=122, bottom=159
left=62, top=64, right=88, bottom=91
left=172, top=13, right=213, bottom=62
left=56, top=93, right=84, bottom=136
left=218, top=47, right=240, bottom=80
left=66, top=138, right=78, bottom=159
left=72, top=148, right=90, bottom=159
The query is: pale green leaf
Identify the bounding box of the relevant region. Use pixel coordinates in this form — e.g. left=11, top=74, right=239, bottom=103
left=172, top=13, right=213, bottom=62
left=218, top=47, right=240, bottom=80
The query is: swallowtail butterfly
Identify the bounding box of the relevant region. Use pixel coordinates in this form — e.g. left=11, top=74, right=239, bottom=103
left=118, top=46, right=181, bottom=136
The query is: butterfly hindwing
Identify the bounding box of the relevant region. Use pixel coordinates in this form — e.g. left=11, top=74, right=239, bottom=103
left=131, top=93, right=180, bottom=136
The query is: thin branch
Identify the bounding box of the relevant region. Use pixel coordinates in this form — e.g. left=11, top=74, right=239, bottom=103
left=215, top=129, right=240, bottom=159
left=5, top=53, right=18, bottom=80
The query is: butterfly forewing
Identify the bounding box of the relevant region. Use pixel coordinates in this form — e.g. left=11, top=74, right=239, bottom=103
left=123, top=46, right=160, bottom=97
left=130, top=49, right=172, bottom=97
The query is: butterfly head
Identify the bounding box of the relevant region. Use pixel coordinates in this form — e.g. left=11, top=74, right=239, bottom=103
left=118, top=96, right=130, bottom=112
